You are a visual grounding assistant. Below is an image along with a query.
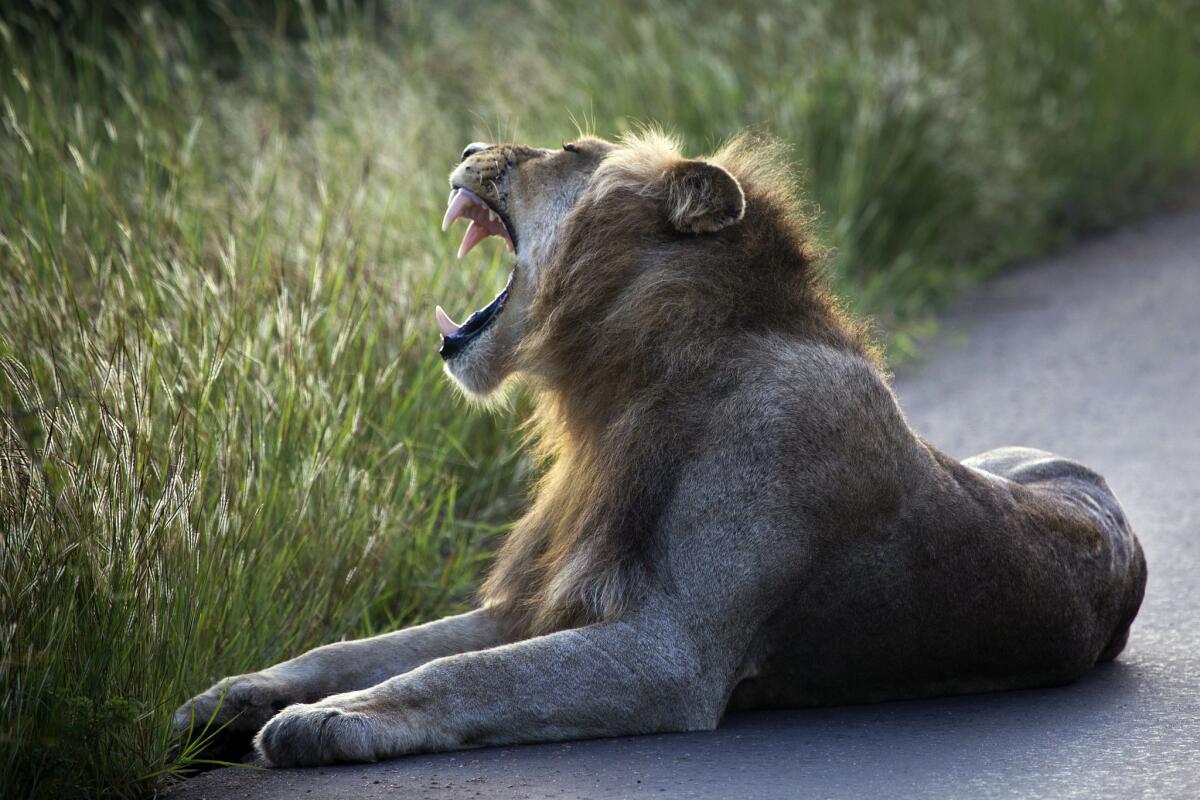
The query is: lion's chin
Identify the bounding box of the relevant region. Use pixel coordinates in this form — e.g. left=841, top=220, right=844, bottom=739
left=441, top=324, right=512, bottom=402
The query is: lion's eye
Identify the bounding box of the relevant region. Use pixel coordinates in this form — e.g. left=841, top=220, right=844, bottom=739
left=562, top=142, right=580, bottom=153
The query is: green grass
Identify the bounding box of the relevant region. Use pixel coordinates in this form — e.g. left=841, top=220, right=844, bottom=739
left=2, top=1, right=1198, bottom=796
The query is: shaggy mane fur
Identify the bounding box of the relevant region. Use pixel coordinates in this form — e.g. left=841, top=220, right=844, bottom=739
left=480, top=131, right=880, bottom=637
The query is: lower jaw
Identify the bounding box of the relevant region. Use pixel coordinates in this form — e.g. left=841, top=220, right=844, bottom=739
left=439, top=268, right=516, bottom=362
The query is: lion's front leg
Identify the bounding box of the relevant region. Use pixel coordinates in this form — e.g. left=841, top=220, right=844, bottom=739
left=255, top=607, right=730, bottom=767
left=173, top=608, right=508, bottom=754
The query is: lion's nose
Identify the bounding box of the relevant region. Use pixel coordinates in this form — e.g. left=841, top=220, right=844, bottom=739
left=461, top=142, right=492, bottom=162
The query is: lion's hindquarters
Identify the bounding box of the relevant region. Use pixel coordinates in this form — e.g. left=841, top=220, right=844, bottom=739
left=964, top=446, right=1147, bottom=664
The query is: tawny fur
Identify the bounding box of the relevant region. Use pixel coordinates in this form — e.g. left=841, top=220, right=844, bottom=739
left=173, top=131, right=1146, bottom=769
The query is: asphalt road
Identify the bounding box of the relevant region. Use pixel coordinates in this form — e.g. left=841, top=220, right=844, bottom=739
left=170, top=209, right=1200, bottom=799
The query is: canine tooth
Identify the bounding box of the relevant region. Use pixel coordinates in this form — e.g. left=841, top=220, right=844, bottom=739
left=457, top=220, right=490, bottom=259
left=488, top=209, right=497, bottom=222
left=435, top=305, right=461, bottom=336
left=441, top=189, right=473, bottom=231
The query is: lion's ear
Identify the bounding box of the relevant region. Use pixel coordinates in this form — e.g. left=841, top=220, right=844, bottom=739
left=661, top=159, right=745, bottom=234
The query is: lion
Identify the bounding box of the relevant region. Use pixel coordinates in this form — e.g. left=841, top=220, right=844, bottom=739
left=174, top=131, right=1147, bottom=767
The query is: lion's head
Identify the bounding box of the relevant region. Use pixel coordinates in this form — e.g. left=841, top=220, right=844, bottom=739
left=436, top=131, right=795, bottom=401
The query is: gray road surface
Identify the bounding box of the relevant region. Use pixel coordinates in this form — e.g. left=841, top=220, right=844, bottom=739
left=170, top=209, right=1200, bottom=799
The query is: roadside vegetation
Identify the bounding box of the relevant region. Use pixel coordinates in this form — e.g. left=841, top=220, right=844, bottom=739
left=2, top=1, right=1198, bottom=796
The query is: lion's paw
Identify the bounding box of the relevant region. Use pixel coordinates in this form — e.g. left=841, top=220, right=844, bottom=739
left=255, top=703, right=378, bottom=767
left=173, top=672, right=301, bottom=744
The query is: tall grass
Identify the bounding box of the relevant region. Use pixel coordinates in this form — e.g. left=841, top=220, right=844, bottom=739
left=2, top=1, right=1198, bottom=796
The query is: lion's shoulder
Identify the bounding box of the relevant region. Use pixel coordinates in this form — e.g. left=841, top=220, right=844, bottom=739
left=671, top=337, right=915, bottom=520
left=719, top=336, right=902, bottom=439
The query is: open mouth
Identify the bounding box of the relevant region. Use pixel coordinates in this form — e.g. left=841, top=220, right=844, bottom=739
left=437, top=187, right=518, bottom=361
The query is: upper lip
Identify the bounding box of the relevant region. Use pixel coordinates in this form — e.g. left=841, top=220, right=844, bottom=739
left=441, top=186, right=518, bottom=255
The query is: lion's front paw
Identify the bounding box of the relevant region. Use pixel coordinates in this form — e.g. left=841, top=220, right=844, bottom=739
left=173, top=672, right=302, bottom=756
left=255, top=703, right=379, bottom=767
